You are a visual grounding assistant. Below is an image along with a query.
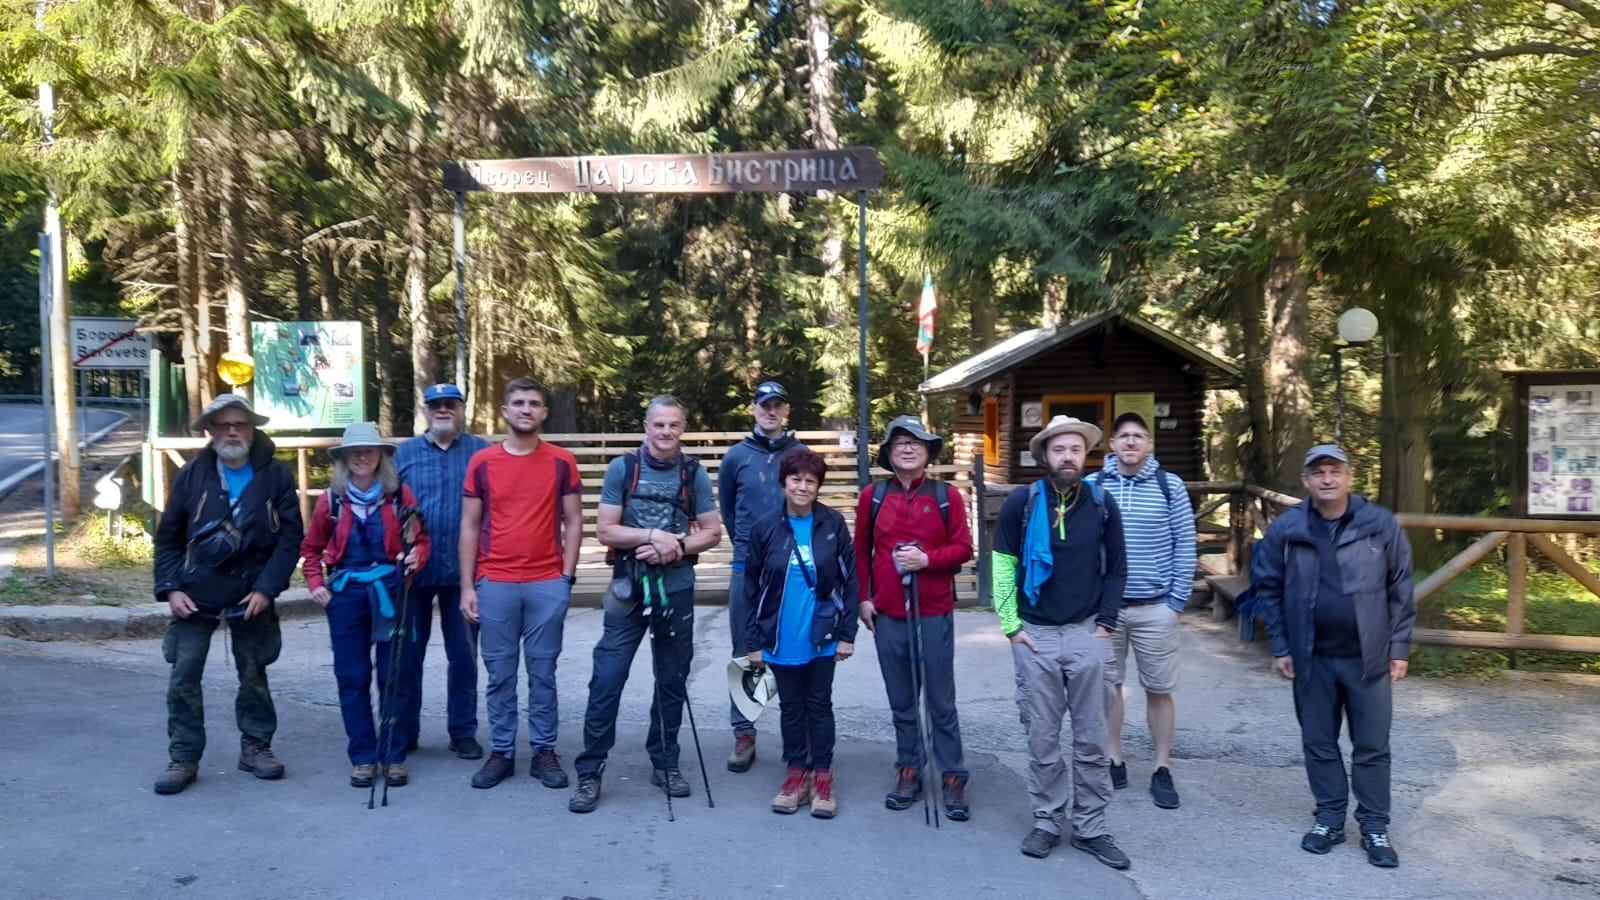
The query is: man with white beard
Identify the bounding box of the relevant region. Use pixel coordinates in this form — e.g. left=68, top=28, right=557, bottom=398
left=152, top=394, right=305, bottom=794
left=394, top=383, right=491, bottom=759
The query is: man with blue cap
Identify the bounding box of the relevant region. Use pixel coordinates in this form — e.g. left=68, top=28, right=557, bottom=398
left=394, top=383, right=490, bottom=759
left=717, top=380, right=807, bottom=772
left=1254, top=444, right=1416, bottom=868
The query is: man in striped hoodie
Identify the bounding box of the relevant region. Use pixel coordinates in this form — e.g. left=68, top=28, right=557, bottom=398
left=1087, top=412, right=1196, bottom=810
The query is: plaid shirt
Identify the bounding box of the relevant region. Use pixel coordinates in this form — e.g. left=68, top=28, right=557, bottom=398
left=394, top=431, right=490, bottom=588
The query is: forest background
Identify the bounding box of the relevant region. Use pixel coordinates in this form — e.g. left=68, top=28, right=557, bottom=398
left=1, top=0, right=1596, bottom=524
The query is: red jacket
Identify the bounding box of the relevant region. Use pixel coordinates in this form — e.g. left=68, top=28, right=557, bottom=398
left=854, top=476, right=973, bottom=618
left=299, top=486, right=431, bottom=592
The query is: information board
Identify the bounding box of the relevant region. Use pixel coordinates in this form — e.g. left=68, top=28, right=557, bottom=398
left=1526, top=383, right=1600, bottom=516
left=249, top=321, right=365, bottom=430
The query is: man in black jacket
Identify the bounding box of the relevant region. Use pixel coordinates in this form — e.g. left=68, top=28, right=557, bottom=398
left=151, top=394, right=305, bottom=795
left=1254, top=444, right=1415, bottom=867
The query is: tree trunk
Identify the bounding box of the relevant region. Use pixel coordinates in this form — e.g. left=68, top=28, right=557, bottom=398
left=294, top=248, right=315, bottom=321
left=805, top=0, right=851, bottom=428
left=1265, top=232, right=1314, bottom=491
left=172, top=174, right=203, bottom=419
left=372, top=248, right=396, bottom=435
left=406, top=123, right=437, bottom=433
left=318, top=247, right=339, bottom=319
left=969, top=268, right=996, bottom=352
left=220, top=156, right=250, bottom=359
left=1232, top=268, right=1274, bottom=486
left=194, top=166, right=217, bottom=408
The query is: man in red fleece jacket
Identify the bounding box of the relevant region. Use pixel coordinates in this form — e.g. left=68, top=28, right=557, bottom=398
left=854, top=415, right=974, bottom=820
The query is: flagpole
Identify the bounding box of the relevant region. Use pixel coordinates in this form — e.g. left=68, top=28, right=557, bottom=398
left=920, top=349, right=929, bottom=418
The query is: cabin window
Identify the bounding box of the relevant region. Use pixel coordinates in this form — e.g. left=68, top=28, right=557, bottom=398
left=983, top=396, right=1000, bottom=467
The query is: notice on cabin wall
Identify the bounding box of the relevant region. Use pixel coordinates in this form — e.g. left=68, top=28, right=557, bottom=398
left=1114, top=392, right=1158, bottom=429
left=1528, top=384, right=1600, bottom=516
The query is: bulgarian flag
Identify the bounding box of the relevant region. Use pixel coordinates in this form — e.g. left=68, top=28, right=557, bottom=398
left=916, top=274, right=937, bottom=354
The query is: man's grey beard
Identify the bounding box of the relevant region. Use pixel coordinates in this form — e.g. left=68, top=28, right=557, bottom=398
left=216, top=441, right=249, bottom=463
left=429, top=418, right=460, bottom=440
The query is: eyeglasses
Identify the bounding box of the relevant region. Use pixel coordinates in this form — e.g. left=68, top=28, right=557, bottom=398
left=425, top=400, right=461, bottom=410
left=889, top=440, right=924, bottom=450
left=1113, top=433, right=1148, bottom=444
left=210, top=420, right=252, bottom=433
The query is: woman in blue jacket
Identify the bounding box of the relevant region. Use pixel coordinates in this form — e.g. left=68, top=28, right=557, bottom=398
left=744, top=449, right=860, bottom=818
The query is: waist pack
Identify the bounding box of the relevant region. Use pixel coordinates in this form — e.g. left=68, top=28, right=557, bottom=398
left=189, top=516, right=246, bottom=570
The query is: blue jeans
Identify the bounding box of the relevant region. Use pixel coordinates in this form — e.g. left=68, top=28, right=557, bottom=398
left=727, top=566, right=755, bottom=736
left=477, top=578, right=570, bottom=756
left=403, top=585, right=480, bottom=745
left=325, top=586, right=416, bottom=765
left=575, top=584, right=695, bottom=776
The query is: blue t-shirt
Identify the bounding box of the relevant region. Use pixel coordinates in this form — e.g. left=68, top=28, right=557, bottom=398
left=221, top=463, right=254, bottom=505
left=770, top=514, right=835, bottom=665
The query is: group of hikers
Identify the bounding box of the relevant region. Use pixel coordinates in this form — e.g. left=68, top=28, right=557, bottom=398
left=150, top=376, right=1417, bottom=870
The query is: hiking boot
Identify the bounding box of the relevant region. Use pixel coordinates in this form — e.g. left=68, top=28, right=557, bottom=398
left=154, top=760, right=198, bottom=795
left=1301, top=823, right=1347, bottom=854
left=448, top=737, right=484, bottom=760
left=569, top=773, right=602, bottom=813
left=1109, top=760, right=1128, bottom=790
left=384, top=762, right=409, bottom=787
left=1150, top=766, right=1180, bottom=809
left=810, top=770, right=837, bottom=819
left=471, top=752, right=514, bottom=789
left=942, top=773, right=970, bottom=821
left=772, top=767, right=813, bottom=815
left=1020, top=827, right=1060, bottom=859
left=728, top=732, right=757, bottom=773
left=349, top=764, right=376, bottom=788
left=1072, top=834, right=1132, bottom=869
left=1362, top=832, right=1400, bottom=868
left=238, top=737, right=285, bottom=780
left=530, top=750, right=569, bottom=789
left=652, top=768, right=691, bottom=798
left=884, top=766, right=923, bottom=810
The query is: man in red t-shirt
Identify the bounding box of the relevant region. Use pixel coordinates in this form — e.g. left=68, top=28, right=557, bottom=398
left=459, top=377, right=583, bottom=791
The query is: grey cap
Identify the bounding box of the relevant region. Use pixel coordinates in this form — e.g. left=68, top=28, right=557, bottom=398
left=329, top=422, right=394, bottom=459
left=1304, top=444, right=1350, bottom=468
left=877, top=415, right=944, bottom=470
left=191, top=393, right=269, bottom=432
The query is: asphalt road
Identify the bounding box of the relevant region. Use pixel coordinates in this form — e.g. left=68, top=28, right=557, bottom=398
left=0, top=404, right=129, bottom=489
left=1, top=609, right=1597, bottom=899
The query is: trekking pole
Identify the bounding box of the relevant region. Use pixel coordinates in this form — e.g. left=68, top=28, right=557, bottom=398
left=683, top=684, right=714, bottom=808
left=372, top=488, right=419, bottom=809
left=645, top=570, right=675, bottom=822
left=906, top=571, right=940, bottom=829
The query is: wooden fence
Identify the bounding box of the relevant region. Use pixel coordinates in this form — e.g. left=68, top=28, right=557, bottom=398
left=1222, top=485, right=1600, bottom=654
left=147, top=430, right=980, bottom=603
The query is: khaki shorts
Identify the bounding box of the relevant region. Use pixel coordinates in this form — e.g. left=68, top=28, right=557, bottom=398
left=1106, top=602, right=1179, bottom=694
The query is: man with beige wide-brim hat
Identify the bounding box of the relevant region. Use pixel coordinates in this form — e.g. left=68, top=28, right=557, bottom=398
left=1028, top=415, right=1103, bottom=463
left=153, top=390, right=303, bottom=795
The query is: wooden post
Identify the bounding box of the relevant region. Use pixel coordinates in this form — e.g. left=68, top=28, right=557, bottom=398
left=975, top=449, right=989, bottom=607
left=297, top=448, right=311, bottom=525
left=1506, top=533, right=1527, bottom=638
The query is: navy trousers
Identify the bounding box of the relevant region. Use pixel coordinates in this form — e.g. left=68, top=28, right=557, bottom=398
left=1293, top=654, right=1393, bottom=832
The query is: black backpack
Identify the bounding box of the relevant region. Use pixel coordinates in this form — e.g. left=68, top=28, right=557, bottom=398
left=1023, top=478, right=1109, bottom=576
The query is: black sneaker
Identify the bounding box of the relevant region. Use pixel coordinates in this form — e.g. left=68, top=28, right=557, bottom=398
left=1149, top=766, right=1180, bottom=809
left=470, top=752, right=514, bottom=789
left=530, top=750, right=569, bottom=788
left=569, top=773, right=602, bottom=813
left=1109, top=760, right=1128, bottom=790
left=651, top=768, right=691, bottom=798
left=885, top=766, right=923, bottom=810
left=1301, top=823, right=1347, bottom=854
left=448, top=738, right=484, bottom=760
left=1071, top=834, right=1132, bottom=869
left=1362, top=832, right=1399, bottom=867
left=1020, top=827, right=1060, bottom=859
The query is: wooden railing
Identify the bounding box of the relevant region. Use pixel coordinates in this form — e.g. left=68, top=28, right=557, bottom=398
left=1231, top=485, right=1600, bottom=653
left=147, top=430, right=980, bottom=602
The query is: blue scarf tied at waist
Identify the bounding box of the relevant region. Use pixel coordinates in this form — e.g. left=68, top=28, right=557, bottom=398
left=330, top=562, right=407, bottom=643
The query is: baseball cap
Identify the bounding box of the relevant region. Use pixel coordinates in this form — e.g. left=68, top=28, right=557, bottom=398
left=1304, top=444, right=1350, bottom=468
left=753, top=381, right=789, bottom=404
left=423, top=383, right=466, bottom=405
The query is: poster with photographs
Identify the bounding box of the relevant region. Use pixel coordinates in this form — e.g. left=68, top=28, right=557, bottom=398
left=1527, top=384, right=1600, bottom=516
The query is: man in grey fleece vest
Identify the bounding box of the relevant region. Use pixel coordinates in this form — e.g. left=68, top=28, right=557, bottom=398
left=717, top=380, right=806, bottom=771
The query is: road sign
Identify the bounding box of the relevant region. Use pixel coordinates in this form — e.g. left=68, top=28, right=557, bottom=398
left=71, top=318, right=153, bottom=370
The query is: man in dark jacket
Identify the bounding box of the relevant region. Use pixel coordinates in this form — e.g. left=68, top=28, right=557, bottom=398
left=151, top=394, right=305, bottom=795
left=718, top=380, right=806, bottom=772
left=854, top=415, right=974, bottom=820
left=1254, top=444, right=1415, bottom=868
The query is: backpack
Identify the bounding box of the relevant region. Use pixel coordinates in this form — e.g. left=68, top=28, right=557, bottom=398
left=1083, top=467, right=1178, bottom=508
left=1023, top=478, right=1109, bottom=576
left=606, top=450, right=702, bottom=566
left=328, top=489, right=413, bottom=537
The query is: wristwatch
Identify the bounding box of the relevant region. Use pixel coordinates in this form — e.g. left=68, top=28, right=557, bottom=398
left=676, top=537, right=687, bottom=554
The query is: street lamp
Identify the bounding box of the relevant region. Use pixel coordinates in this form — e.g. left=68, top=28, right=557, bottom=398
left=1333, top=307, right=1379, bottom=442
